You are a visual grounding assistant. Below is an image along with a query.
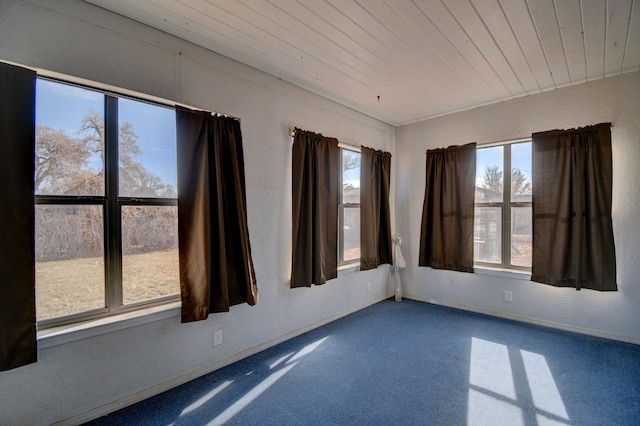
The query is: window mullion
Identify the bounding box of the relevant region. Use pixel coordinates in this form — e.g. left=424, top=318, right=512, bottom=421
left=503, top=145, right=512, bottom=267
left=104, top=95, right=122, bottom=313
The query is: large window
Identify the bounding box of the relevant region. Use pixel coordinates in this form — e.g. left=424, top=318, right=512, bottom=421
left=35, top=78, right=179, bottom=327
left=339, top=148, right=361, bottom=265
left=474, top=141, right=532, bottom=270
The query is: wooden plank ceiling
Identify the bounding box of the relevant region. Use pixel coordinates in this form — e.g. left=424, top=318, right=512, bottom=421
left=86, top=0, right=640, bottom=126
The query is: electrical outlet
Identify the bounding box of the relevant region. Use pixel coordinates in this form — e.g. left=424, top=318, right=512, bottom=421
left=213, top=330, right=223, bottom=346
left=504, top=291, right=513, bottom=302
left=367, top=282, right=371, bottom=292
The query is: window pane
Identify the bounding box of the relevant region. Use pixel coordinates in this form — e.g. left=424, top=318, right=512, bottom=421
left=36, top=79, right=105, bottom=196
left=342, top=150, right=360, bottom=204
left=474, top=207, right=502, bottom=263
left=122, top=206, right=179, bottom=304
left=343, top=207, right=361, bottom=262
left=118, top=98, right=177, bottom=198
left=511, top=142, right=532, bottom=202
left=36, top=205, right=105, bottom=320
left=511, top=206, right=532, bottom=267
left=475, top=146, right=503, bottom=203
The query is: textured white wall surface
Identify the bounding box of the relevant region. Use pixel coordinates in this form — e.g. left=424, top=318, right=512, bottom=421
left=395, top=70, right=640, bottom=345
left=0, top=1, right=394, bottom=424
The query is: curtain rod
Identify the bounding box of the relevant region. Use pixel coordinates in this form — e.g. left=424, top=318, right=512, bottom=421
left=478, top=123, right=614, bottom=148
left=289, top=128, right=361, bottom=152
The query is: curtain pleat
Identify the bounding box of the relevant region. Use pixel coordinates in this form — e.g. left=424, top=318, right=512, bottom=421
left=532, top=123, right=617, bottom=291
left=419, top=143, right=476, bottom=272
left=360, top=146, right=392, bottom=271
left=176, top=108, right=257, bottom=323
left=0, top=62, right=37, bottom=371
left=291, top=129, right=339, bottom=287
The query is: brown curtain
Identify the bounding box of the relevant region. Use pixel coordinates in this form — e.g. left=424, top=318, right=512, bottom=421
left=0, top=62, right=37, bottom=371
left=532, top=123, right=617, bottom=291
left=419, top=143, right=476, bottom=272
left=360, top=146, right=392, bottom=271
left=291, top=129, right=340, bottom=287
left=176, top=108, right=258, bottom=322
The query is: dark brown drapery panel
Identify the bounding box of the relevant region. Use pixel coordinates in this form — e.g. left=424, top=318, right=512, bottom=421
left=532, top=123, right=617, bottom=291
left=419, top=143, right=476, bottom=272
left=360, top=146, right=392, bottom=271
left=0, top=62, right=37, bottom=371
left=291, top=129, right=340, bottom=287
left=176, top=108, right=258, bottom=322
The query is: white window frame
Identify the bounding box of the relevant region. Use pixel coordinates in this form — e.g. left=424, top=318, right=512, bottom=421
left=338, top=146, right=361, bottom=266
left=474, top=139, right=532, bottom=272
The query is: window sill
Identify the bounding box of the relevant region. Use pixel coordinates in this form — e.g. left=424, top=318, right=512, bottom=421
left=37, top=301, right=181, bottom=349
left=37, top=263, right=364, bottom=349
left=338, top=263, right=360, bottom=275
left=474, top=266, right=531, bottom=281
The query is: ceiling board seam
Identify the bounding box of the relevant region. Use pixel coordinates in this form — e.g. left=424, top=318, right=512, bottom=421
left=411, top=0, right=499, bottom=99
left=298, top=0, right=398, bottom=74
left=265, top=0, right=378, bottom=78
left=342, top=0, right=464, bottom=104
left=468, top=0, right=527, bottom=93
left=440, top=0, right=513, bottom=97
left=90, top=0, right=328, bottom=90
left=292, top=0, right=394, bottom=74
left=620, top=0, right=635, bottom=73
left=523, top=0, right=557, bottom=89
left=386, top=0, right=487, bottom=100
left=164, top=1, right=383, bottom=108
left=415, top=0, right=507, bottom=97
left=580, top=0, right=589, bottom=81
left=212, top=0, right=379, bottom=95
left=233, top=0, right=364, bottom=80
left=553, top=0, right=575, bottom=84
left=496, top=0, right=542, bottom=91
left=188, top=15, right=360, bottom=90
left=376, top=0, right=483, bottom=103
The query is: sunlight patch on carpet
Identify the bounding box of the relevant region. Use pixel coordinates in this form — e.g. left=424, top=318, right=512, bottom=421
left=521, top=350, right=569, bottom=421
left=467, top=337, right=571, bottom=425
left=287, top=336, right=330, bottom=364
left=208, top=362, right=298, bottom=425
left=180, top=380, right=232, bottom=416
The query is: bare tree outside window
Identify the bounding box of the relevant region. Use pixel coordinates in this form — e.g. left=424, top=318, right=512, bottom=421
left=478, top=165, right=531, bottom=200
left=35, top=79, right=178, bottom=323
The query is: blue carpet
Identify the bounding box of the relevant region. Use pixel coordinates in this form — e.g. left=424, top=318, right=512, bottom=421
left=87, top=299, right=640, bottom=425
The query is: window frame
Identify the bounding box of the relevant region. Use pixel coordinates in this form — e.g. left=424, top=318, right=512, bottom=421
left=474, top=139, right=532, bottom=272
left=35, top=77, right=179, bottom=329
left=338, top=146, right=361, bottom=266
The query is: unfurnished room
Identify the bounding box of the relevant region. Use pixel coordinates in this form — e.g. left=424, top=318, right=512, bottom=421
left=1, top=1, right=639, bottom=425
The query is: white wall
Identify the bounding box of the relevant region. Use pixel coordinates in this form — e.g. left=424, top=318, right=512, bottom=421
left=0, top=1, right=394, bottom=424
left=395, top=70, right=640, bottom=344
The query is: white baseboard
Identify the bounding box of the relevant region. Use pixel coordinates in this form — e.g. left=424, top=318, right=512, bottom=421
left=55, top=295, right=389, bottom=426
left=403, top=293, right=640, bottom=346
